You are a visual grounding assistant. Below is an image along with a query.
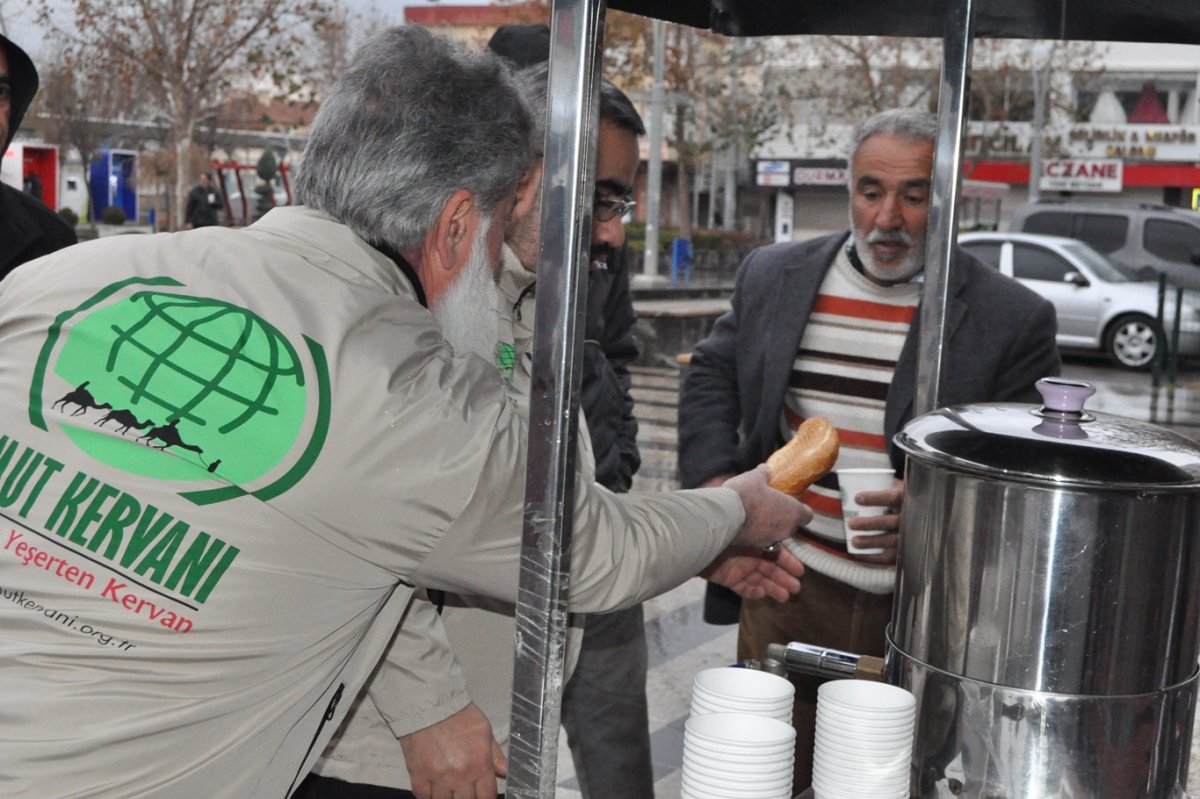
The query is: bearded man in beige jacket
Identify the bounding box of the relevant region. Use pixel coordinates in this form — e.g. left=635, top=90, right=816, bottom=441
left=0, top=26, right=807, bottom=799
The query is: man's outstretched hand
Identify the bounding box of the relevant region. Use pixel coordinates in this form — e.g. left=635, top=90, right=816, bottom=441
left=399, top=702, right=506, bottom=799
left=701, top=544, right=804, bottom=602
left=700, top=465, right=811, bottom=602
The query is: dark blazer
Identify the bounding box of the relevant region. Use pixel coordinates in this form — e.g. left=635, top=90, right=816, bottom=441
left=679, top=231, right=1061, bottom=489
left=679, top=232, right=1060, bottom=624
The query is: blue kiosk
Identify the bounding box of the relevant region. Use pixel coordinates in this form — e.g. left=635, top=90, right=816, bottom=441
left=89, top=149, right=138, bottom=222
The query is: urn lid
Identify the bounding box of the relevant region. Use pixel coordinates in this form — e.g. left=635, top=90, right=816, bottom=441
left=895, top=378, right=1200, bottom=490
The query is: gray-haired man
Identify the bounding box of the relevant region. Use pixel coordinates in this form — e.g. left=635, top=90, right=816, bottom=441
left=678, top=108, right=1061, bottom=791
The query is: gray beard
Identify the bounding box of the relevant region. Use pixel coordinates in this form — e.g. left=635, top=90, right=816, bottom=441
left=431, top=220, right=500, bottom=361
left=850, top=216, right=926, bottom=284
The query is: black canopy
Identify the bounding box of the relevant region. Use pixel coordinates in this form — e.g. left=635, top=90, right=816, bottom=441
left=607, top=0, right=1200, bottom=43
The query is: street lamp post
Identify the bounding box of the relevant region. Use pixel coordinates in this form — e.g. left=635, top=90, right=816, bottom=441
left=643, top=18, right=666, bottom=279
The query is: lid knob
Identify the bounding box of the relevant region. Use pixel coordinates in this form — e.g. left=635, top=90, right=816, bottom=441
left=1036, top=377, right=1096, bottom=415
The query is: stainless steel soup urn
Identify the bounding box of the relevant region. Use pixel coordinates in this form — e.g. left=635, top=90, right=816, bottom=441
left=890, top=377, right=1200, bottom=799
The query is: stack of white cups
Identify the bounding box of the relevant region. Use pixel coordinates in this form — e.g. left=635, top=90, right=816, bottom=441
left=690, top=666, right=795, bottom=723
left=681, top=668, right=796, bottom=799
left=681, top=712, right=796, bottom=799
left=812, top=679, right=916, bottom=798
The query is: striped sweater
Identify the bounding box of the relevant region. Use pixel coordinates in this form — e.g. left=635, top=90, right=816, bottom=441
left=780, top=245, right=920, bottom=593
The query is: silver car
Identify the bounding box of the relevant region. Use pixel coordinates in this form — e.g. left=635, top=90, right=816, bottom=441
left=959, top=231, right=1200, bottom=369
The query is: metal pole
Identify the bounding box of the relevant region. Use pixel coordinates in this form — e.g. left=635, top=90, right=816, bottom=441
left=1170, top=285, right=1183, bottom=386
left=707, top=154, right=718, bottom=229
left=506, top=0, right=605, bottom=794
left=644, top=18, right=666, bottom=278
left=1028, top=58, right=1043, bottom=203
left=915, top=0, right=976, bottom=415
left=1154, top=274, right=1166, bottom=388
left=1027, top=42, right=1056, bottom=204
left=723, top=141, right=737, bottom=229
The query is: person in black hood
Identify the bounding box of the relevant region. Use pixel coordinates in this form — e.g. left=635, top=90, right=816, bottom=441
left=0, top=33, right=77, bottom=281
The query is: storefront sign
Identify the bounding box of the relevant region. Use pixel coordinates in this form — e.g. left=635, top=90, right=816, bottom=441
left=756, top=160, right=791, bottom=187
left=792, top=166, right=848, bottom=186
left=964, top=123, right=1200, bottom=162
left=1039, top=158, right=1123, bottom=192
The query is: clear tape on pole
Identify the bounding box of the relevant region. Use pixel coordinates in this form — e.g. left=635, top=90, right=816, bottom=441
left=506, top=0, right=606, bottom=796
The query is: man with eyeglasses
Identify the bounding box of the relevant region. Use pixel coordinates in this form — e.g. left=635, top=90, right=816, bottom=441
left=502, top=61, right=652, bottom=799
left=0, top=34, right=77, bottom=283
left=299, top=42, right=655, bottom=799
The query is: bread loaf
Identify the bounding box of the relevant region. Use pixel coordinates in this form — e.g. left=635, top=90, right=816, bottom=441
left=766, top=417, right=839, bottom=498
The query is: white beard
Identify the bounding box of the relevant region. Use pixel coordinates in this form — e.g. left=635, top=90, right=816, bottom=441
left=850, top=215, right=926, bottom=285
left=431, top=218, right=500, bottom=360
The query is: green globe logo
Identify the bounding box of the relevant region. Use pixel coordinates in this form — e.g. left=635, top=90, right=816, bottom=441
left=31, top=279, right=331, bottom=505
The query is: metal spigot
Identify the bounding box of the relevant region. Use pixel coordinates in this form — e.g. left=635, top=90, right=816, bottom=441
left=766, top=641, right=886, bottom=682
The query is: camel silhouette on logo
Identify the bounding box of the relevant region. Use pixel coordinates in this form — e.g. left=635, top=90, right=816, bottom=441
left=137, top=419, right=204, bottom=455
left=52, top=381, right=112, bottom=417
left=95, top=408, right=155, bottom=436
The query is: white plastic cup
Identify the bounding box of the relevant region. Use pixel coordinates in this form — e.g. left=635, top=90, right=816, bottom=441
left=685, top=711, right=797, bottom=747
left=835, top=467, right=896, bottom=554
left=815, top=718, right=914, bottom=743
left=681, top=766, right=793, bottom=792
left=818, top=679, right=916, bottom=713
left=693, top=667, right=795, bottom=703
left=692, top=697, right=791, bottom=724
left=815, top=706, right=914, bottom=729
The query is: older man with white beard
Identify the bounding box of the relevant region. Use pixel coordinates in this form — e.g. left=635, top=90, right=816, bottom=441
left=0, top=26, right=816, bottom=799
left=299, top=63, right=658, bottom=799
left=678, top=108, right=1061, bottom=792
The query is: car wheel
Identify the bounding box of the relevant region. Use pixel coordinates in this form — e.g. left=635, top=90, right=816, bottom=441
left=1105, top=314, right=1159, bottom=369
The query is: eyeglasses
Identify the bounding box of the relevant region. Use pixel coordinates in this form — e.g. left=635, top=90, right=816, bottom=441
left=594, top=193, right=635, bottom=223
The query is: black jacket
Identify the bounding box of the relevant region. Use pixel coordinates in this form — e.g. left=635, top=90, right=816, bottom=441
left=580, top=248, right=641, bottom=493
left=185, top=184, right=222, bottom=228
left=1, top=34, right=78, bottom=279
left=0, top=185, right=77, bottom=280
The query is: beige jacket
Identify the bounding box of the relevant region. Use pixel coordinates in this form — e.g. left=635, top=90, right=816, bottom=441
left=313, top=245, right=593, bottom=791
left=0, top=207, right=744, bottom=798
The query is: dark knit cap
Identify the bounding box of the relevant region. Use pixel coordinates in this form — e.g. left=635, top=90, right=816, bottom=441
left=486, top=24, right=551, bottom=68
left=0, top=33, right=39, bottom=150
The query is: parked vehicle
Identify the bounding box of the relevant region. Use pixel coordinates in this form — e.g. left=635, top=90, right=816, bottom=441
left=1010, top=199, right=1200, bottom=290
left=959, top=231, right=1200, bottom=369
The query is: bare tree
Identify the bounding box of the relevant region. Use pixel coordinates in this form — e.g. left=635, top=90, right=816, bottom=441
left=770, top=35, right=1106, bottom=161
left=302, top=0, right=393, bottom=103
left=602, top=13, right=794, bottom=233
left=32, top=39, right=148, bottom=225
left=34, top=0, right=338, bottom=230
left=693, top=35, right=794, bottom=229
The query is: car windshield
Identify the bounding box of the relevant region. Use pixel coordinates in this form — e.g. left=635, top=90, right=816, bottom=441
left=1061, top=241, right=1131, bottom=282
